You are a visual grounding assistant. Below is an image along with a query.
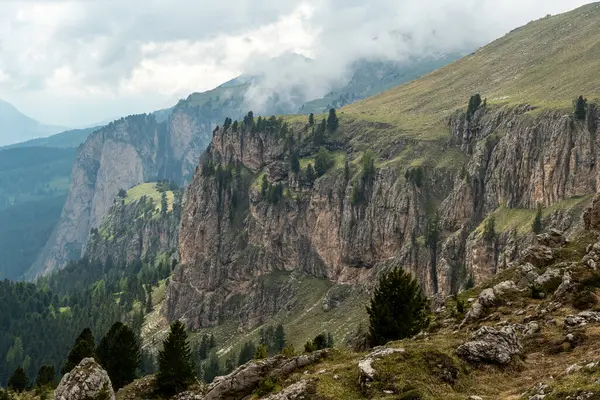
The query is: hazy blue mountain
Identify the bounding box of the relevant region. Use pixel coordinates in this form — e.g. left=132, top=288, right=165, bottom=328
left=0, top=99, right=68, bottom=146
left=4, top=126, right=100, bottom=149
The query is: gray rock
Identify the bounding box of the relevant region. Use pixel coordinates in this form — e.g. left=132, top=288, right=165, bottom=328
left=264, top=380, right=313, bottom=399
left=358, top=347, right=405, bottom=388
left=564, top=311, right=600, bottom=328
left=535, top=268, right=563, bottom=292
left=456, top=326, right=522, bottom=364
left=54, top=358, right=115, bottom=400
left=205, top=350, right=328, bottom=400
left=536, top=229, right=566, bottom=248
left=493, top=281, right=519, bottom=297
left=554, top=271, right=573, bottom=299
left=522, top=245, right=555, bottom=267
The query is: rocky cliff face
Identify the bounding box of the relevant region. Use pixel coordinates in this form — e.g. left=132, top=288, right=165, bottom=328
left=28, top=105, right=218, bottom=278
left=167, top=104, right=600, bottom=331
left=85, top=193, right=180, bottom=266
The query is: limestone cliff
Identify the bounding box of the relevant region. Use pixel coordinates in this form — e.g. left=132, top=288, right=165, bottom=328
left=28, top=104, right=217, bottom=278
left=167, top=104, right=599, bottom=331
left=85, top=189, right=181, bottom=266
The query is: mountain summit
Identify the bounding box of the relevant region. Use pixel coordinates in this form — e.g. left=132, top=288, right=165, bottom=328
left=0, top=99, right=67, bottom=146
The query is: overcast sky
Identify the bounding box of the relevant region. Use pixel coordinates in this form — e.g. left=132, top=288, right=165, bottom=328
left=0, top=0, right=591, bottom=127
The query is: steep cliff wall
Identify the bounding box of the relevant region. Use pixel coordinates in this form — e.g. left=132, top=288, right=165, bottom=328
left=85, top=187, right=181, bottom=265
left=166, top=104, right=599, bottom=331
left=27, top=105, right=217, bottom=278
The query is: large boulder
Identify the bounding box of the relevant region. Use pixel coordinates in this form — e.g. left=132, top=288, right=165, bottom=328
left=204, top=350, right=328, bottom=400
left=536, top=229, right=567, bottom=248
left=264, top=380, right=314, bottom=399
left=456, top=326, right=522, bottom=364
left=564, top=311, right=600, bottom=328
left=521, top=245, right=555, bottom=267
left=534, top=268, right=563, bottom=293
left=54, top=358, right=115, bottom=400
left=358, top=347, right=405, bottom=389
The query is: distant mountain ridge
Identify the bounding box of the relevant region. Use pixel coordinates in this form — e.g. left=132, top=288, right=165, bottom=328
left=0, top=99, right=68, bottom=146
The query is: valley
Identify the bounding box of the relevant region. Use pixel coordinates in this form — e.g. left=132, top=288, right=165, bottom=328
left=2, top=2, right=600, bottom=399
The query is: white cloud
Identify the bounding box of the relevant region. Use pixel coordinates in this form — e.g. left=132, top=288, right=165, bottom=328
left=0, top=0, right=592, bottom=127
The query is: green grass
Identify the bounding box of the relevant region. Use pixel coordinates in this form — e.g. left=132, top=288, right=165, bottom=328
left=340, top=3, right=600, bottom=148
left=125, top=183, right=174, bottom=212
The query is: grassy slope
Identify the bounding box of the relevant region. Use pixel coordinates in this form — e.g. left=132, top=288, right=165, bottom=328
left=125, top=183, right=174, bottom=212
left=342, top=3, right=600, bottom=146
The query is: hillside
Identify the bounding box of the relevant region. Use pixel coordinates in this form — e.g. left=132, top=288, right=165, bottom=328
left=165, top=1, right=600, bottom=347
left=0, top=146, right=77, bottom=279
left=0, top=99, right=67, bottom=146
left=4, top=126, right=100, bottom=149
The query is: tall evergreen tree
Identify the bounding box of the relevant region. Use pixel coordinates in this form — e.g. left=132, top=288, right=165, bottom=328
left=97, top=322, right=140, bottom=390
left=156, top=321, right=195, bottom=396
left=203, top=354, right=221, bottom=384
left=367, top=268, right=429, bottom=346
left=290, top=153, right=300, bottom=175
left=61, top=328, right=95, bottom=374
left=305, top=164, right=316, bottom=187
left=237, top=341, right=256, bottom=366
left=275, top=324, right=286, bottom=352
left=308, top=113, right=315, bottom=126
left=532, top=203, right=543, bottom=234
left=8, top=367, right=28, bottom=392
left=146, top=285, right=153, bottom=314
left=160, top=192, right=168, bottom=215
left=35, top=365, right=55, bottom=388
left=326, top=108, right=339, bottom=132
left=314, top=147, right=334, bottom=177
left=574, top=95, right=588, bottom=121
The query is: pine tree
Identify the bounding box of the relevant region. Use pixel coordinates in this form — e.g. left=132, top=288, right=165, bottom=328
left=261, top=175, right=269, bottom=197
left=314, top=147, right=334, bottom=177
left=61, top=328, right=95, bottom=374
left=275, top=324, right=286, bottom=352
left=312, top=333, right=328, bottom=350
left=574, top=95, right=588, bottom=121
left=157, top=321, right=195, bottom=396
left=308, top=113, right=315, bottom=126
left=238, top=341, right=256, bottom=366
left=305, top=163, right=316, bottom=187
left=290, top=152, right=300, bottom=174
left=326, top=332, right=335, bottom=348
left=532, top=203, right=543, bottom=234
left=466, top=94, right=482, bottom=121
left=367, top=268, right=429, bottom=346
left=160, top=192, right=168, bottom=215
left=35, top=365, right=56, bottom=388
left=254, top=344, right=268, bottom=359
left=146, top=285, right=153, bottom=314
left=203, top=354, right=221, bottom=384
left=97, top=322, right=140, bottom=390
left=326, top=108, right=339, bottom=132
left=8, top=367, right=28, bottom=392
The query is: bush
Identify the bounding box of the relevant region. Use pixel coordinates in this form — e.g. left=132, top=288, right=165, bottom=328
left=35, top=365, right=56, bottom=388
left=8, top=367, right=28, bottom=392
left=304, top=341, right=317, bottom=353
left=255, top=377, right=279, bottom=396
left=367, top=268, right=429, bottom=345
left=314, top=147, right=334, bottom=177
left=281, top=345, right=296, bottom=357
left=254, top=344, right=268, bottom=360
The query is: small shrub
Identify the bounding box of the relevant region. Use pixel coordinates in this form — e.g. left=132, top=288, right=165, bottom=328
left=281, top=345, right=296, bottom=357
left=255, top=377, right=279, bottom=396
left=254, top=344, right=268, bottom=359
left=304, top=341, right=317, bottom=353
left=572, top=289, right=598, bottom=310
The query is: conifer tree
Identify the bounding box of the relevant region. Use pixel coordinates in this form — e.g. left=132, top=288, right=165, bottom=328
left=290, top=152, right=300, bottom=174
left=532, top=203, right=543, bottom=234
left=156, top=321, right=195, bottom=396
left=203, top=354, right=221, bottom=384
left=161, top=192, right=168, bottom=215
left=275, top=324, right=286, bottom=352
left=8, top=367, right=28, bottom=392
left=61, top=328, right=95, bottom=374
left=326, top=108, right=339, bottom=132
left=238, top=341, right=256, bottom=366
left=308, top=113, right=315, bottom=126
left=146, top=285, right=153, bottom=314
left=35, top=365, right=55, bottom=388
left=97, top=322, right=140, bottom=390
left=314, top=147, right=334, bottom=177
left=305, top=163, right=316, bottom=187
left=367, top=268, right=429, bottom=346
left=574, top=95, right=588, bottom=120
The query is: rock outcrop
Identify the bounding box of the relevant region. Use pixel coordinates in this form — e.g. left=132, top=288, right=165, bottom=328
left=167, top=103, right=599, bottom=331
left=204, top=350, right=328, bottom=400
left=54, top=358, right=115, bottom=400
left=29, top=105, right=218, bottom=278
left=358, top=347, right=405, bottom=389
left=456, top=326, right=522, bottom=364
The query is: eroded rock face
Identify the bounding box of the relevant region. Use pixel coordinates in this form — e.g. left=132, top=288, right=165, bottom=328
left=536, top=229, right=567, bottom=248
left=54, top=358, right=115, bottom=400
left=204, top=350, right=329, bottom=400
left=358, top=347, right=405, bottom=388
left=456, top=326, right=522, bottom=364
left=264, top=380, right=314, bottom=400
left=168, top=104, right=599, bottom=330
left=30, top=106, right=216, bottom=278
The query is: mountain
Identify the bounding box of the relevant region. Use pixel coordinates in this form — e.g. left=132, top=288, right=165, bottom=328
left=28, top=53, right=459, bottom=279
left=4, top=126, right=100, bottom=149
left=0, top=99, right=68, bottom=146
left=164, top=2, right=600, bottom=337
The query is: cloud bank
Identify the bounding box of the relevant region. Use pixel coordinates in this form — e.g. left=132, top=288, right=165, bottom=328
left=0, top=0, right=591, bottom=127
